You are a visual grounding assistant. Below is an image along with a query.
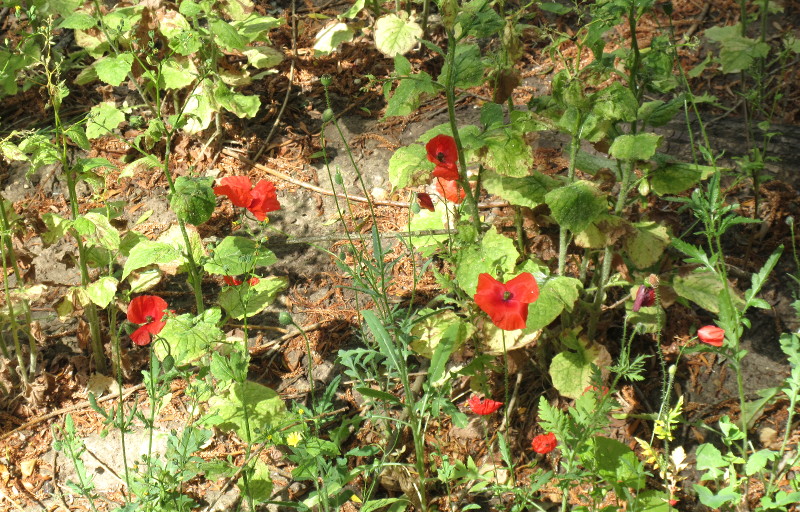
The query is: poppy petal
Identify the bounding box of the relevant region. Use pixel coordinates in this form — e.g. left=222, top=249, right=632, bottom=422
left=417, top=193, right=435, bottom=212
left=434, top=178, right=466, bottom=204
left=223, top=276, right=242, bottom=286
left=425, top=134, right=458, bottom=166
left=698, top=325, right=725, bottom=347
left=248, top=180, right=280, bottom=220
left=213, top=176, right=253, bottom=208
left=531, top=432, right=557, bottom=454
left=431, top=163, right=460, bottom=181
left=127, top=295, right=168, bottom=325
left=467, top=395, right=503, bottom=415
left=504, top=273, right=539, bottom=304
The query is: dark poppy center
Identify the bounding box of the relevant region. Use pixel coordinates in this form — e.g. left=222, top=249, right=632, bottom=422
left=436, top=151, right=447, bottom=162
left=503, top=291, right=513, bottom=301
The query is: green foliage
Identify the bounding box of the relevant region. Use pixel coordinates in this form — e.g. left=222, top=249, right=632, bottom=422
left=206, top=380, right=287, bottom=441
left=455, top=226, right=519, bottom=296
left=218, top=276, right=289, bottom=320
left=170, top=177, right=216, bottom=226
left=545, top=180, right=607, bottom=233
left=204, top=236, right=277, bottom=276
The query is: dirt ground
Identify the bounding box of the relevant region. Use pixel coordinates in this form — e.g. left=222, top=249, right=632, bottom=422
left=2, top=0, right=800, bottom=510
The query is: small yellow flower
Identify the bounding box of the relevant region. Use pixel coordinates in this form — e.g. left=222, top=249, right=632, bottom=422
left=350, top=494, right=362, bottom=503
left=297, top=408, right=305, bottom=415
left=286, top=431, right=303, bottom=447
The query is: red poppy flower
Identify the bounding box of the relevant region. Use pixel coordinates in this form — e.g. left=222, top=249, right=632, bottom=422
left=417, top=192, right=435, bottom=212
left=467, top=395, right=503, bottom=415
left=426, top=134, right=458, bottom=167
left=431, top=164, right=460, bottom=181
left=223, top=276, right=260, bottom=286
left=632, top=285, right=656, bottom=312
left=128, top=295, right=169, bottom=346
left=213, top=176, right=280, bottom=221
left=474, top=273, right=540, bottom=331
left=435, top=178, right=466, bottom=204
left=698, top=325, right=725, bottom=347
left=531, top=432, right=557, bottom=454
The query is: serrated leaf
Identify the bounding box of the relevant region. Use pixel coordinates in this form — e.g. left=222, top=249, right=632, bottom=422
left=439, top=43, right=483, bottom=89
left=624, top=221, right=670, bottom=268
left=409, top=310, right=473, bottom=359
left=205, top=236, right=277, bottom=275
left=122, top=241, right=181, bottom=281
left=384, top=71, right=436, bottom=118
left=84, top=276, right=118, bottom=308
left=649, top=161, right=715, bottom=195
left=182, top=80, right=215, bottom=133
left=608, top=133, right=662, bottom=161
left=81, top=212, right=121, bottom=251
left=526, top=276, right=582, bottom=331
left=574, top=214, right=631, bottom=249
left=477, top=127, right=534, bottom=177
left=591, top=82, right=638, bottom=123
left=544, top=180, right=607, bottom=233
left=482, top=171, right=558, bottom=208
left=86, top=102, right=125, bottom=139
left=549, top=338, right=611, bottom=399
left=388, top=144, right=433, bottom=188
left=207, top=380, right=287, bottom=440
left=171, top=176, right=215, bottom=225
left=155, top=308, right=224, bottom=365
left=374, top=13, right=422, bottom=57
left=672, top=271, right=745, bottom=314
left=455, top=226, right=519, bottom=297
left=65, top=125, right=90, bottom=150
left=160, top=58, right=197, bottom=90
left=218, top=276, right=288, bottom=319
left=95, top=53, right=133, bottom=87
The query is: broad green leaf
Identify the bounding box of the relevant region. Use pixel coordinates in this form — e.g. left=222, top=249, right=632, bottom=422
left=341, top=0, right=366, bottom=18
left=638, top=96, right=684, bottom=127
left=409, top=310, right=473, bottom=359
left=155, top=308, right=224, bottom=366
left=477, top=127, right=534, bottom=177
left=405, top=203, right=450, bottom=257
left=86, top=102, right=125, bottom=139
left=160, top=58, right=197, bottom=90
left=384, top=71, right=437, bottom=118
left=218, top=276, right=288, bottom=320
left=590, top=436, right=644, bottom=490
left=204, top=236, right=278, bottom=276
left=574, top=214, right=631, bottom=249
left=625, top=221, right=671, bottom=268
left=40, top=0, right=82, bottom=17
left=549, top=337, right=610, bottom=399
left=608, top=133, right=662, bottom=161
left=207, top=380, right=286, bottom=441
left=479, top=320, right=541, bottom=355
left=210, top=18, right=246, bottom=51
left=705, top=25, right=770, bottom=73
left=313, top=22, right=355, bottom=55
left=122, top=241, right=180, bottom=281
left=94, top=53, right=133, bottom=87
left=673, top=271, right=745, bottom=314
left=746, top=449, right=778, bottom=476
left=156, top=224, right=207, bottom=274
left=65, top=125, right=90, bottom=150
left=388, top=144, right=433, bottom=188
left=221, top=0, right=254, bottom=21
left=455, top=226, right=519, bottom=296
left=374, top=13, right=422, bottom=57
left=694, top=484, right=742, bottom=509
left=182, top=80, right=215, bottom=133
left=649, top=161, right=715, bottom=195
left=482, top=171, right=559, bottom=208
left=41, top=213, right=72, bottom=246
left=438, top=43, right=483, bottom=89
left=120, top=154, right=161, bottom=179
left=234, top=15, right=282, bottom=42
left=243, top=47, right=283, bottom=68
left=237, top=459, right=273, bottom=502
left=80, top=212, right=121, bottom=251
left=591, top=82, right=638, bottom=123
left=158, top=10, right=191, bottom=40
left=215, top=83, right=260, bottom=118
left=170, top=176, right=216, bottom=226
left=544, top=180, right=607, bottom=233
left=60, top=12, right=96, bottom=29
left=169, top=29, right=203, bottom=56
left=526, top=276, right=582, bottom=331
left=84, top=276, right=118, bottom=308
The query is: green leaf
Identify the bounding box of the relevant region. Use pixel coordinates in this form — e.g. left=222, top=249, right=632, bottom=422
left=624, top=221, right=671, bottom=268
left=86, top=102, right=125, bottom=139
left=374, top=13, right=423, bottom=57
left=409, top=310, right=473, bottom=359
left=479, top=321, right=542, bottom=355
left=405, top=203, right=450, bottom=257
left=649, top=160, right=715, bottom=195
left=155, top=308, right=224, bottom=366
left=694, top=484, right=741, bottom=509
left=243, top=47, right=283, bottom=68
left=204, top=236, right=277, bottom=276
left=384, top=70, right=436, bottom=118
left=439, top=43, right=483, bottom=89
left=477, top=127, right=534, bottom=177
left=355, top=387, right=402, bottom=404
left=60, top=12, right=96, bottom=29
left=41, top=213, right=72, bottom=246
left=455, top=226, right=519, bottom=297
left=608, top=133, right=662, bottom=161
left=695, top=443, right=727, bottom=479
left=549, top=337, right=611, bottom=399
left=218, top=276, right=288, bottom=320
left=388, top=144, right=433, bottom=188
left=746, top=449, right=777, bottom=476
left=313, top=22, right=355, bottom=55
left=215, top=83, right=260, bottom=118
left=638, top=96, right=684, bottom=127
left=159, top=10, right=191, bottom=39
left=221, top=0, right=254, bottom=21
left=574, top=214, right=631, bottom=249
left=84, top=276, right=118, bottom=308
left=210, top=18, right=246, bottom=51
left=673, top=271, right=745, bottom=314
left=590, top=436, right=644, bottom=490
left=207, top=380, right=286, bottom=440
left=94, top=53, right=133, bottom=87
left=591, top=82, right=638, bottom=123
left=705, top=25, right=770, bottom=73
left=80, top=212, right=121, bottom=251
left=482, top=171, right=558, bottom=208
left=65, top=125, right=90, bottom=150
left=183, top=80, right=216, bottom=133
left=122, top=241, right=180, bottom=281
left=160, top=58, right=197, bottom=90
left=171, top=176, right=216, bottom=226
left=526, top=276, right=582, bottom=331
left=237, top=459, right=273, bottom=502
left=545, top=180, right=607, bottom=233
